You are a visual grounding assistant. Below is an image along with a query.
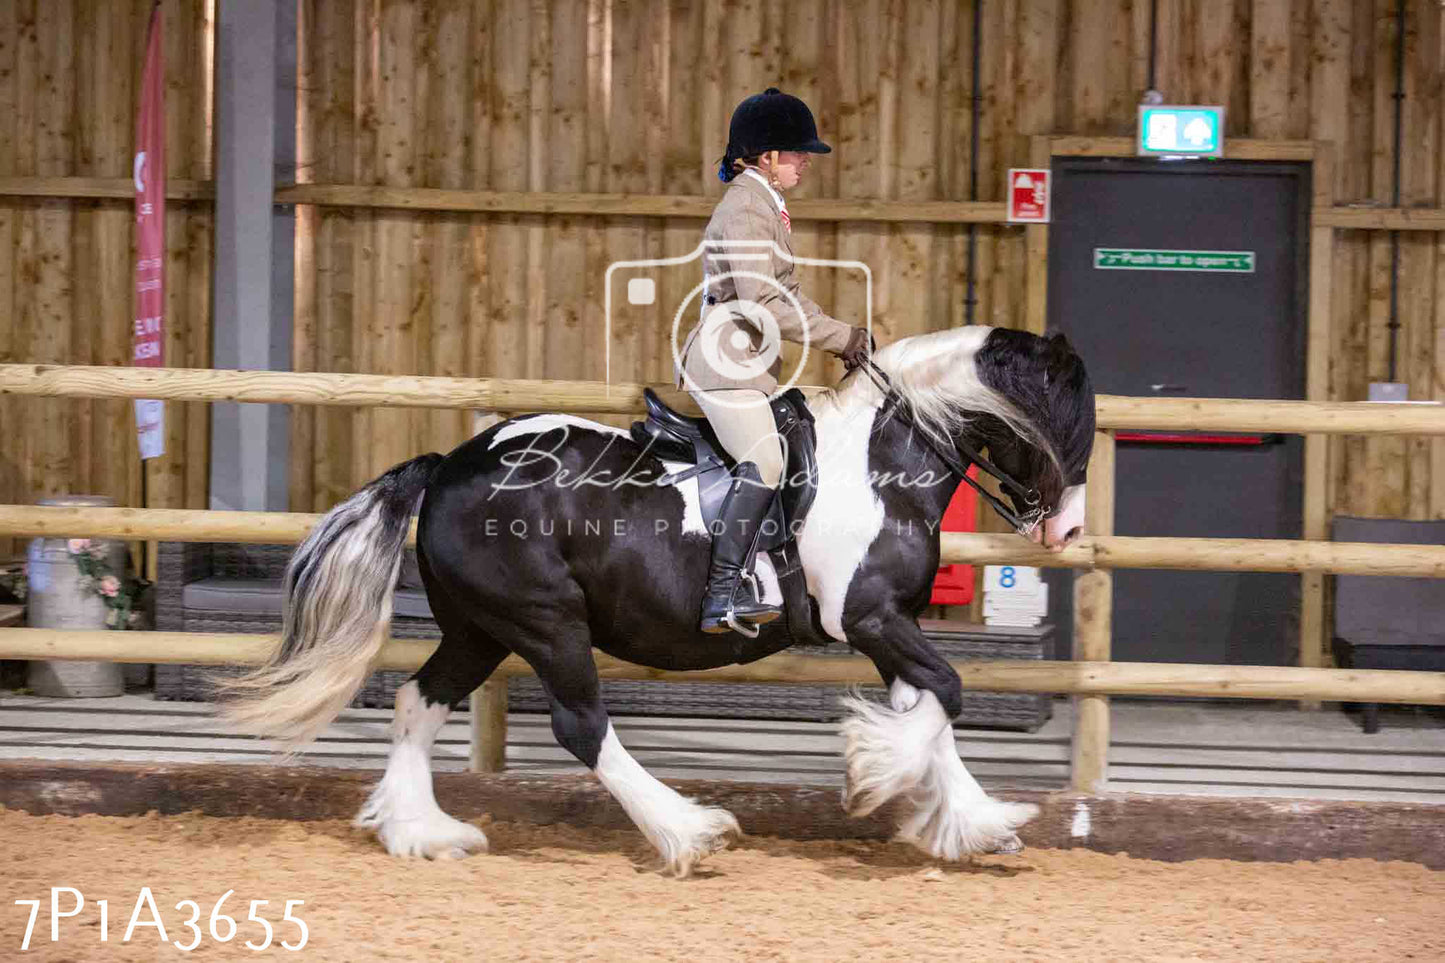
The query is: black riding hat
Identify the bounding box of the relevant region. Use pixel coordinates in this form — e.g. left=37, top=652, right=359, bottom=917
left=718, top=87, right=831, bottom=182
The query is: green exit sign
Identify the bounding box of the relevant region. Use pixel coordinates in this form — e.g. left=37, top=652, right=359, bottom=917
left=1137, top=105, right=1225, bottom=157
left=1094, top=248, right=1255, bottom=273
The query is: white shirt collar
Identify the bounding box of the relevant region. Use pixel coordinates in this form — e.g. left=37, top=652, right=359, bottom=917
left=741, top=168, right=787, bottom=214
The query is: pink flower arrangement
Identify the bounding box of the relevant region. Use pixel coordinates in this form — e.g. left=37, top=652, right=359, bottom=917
left=61, top=538, right=139, bottom=629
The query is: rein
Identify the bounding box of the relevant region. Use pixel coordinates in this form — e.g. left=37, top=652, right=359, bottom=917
left=859, top=360, right=1046, bottom=537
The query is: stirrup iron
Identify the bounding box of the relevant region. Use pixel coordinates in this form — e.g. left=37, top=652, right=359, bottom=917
left=724, top=607, right=761, bottom=639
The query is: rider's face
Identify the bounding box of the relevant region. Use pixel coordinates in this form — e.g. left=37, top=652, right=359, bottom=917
left=767, top=151, right=811, bottom=190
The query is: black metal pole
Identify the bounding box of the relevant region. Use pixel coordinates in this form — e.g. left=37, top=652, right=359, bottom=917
left=1387, top=0, right=1405, bottom=382
left=1147, top=0, right=1159, bottom=92
left=964, top=0, right=983, bottom=324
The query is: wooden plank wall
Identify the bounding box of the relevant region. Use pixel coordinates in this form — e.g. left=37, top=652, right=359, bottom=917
left=0, top=0, right=213, bottom=557
left=289, top=0, right=1054, bottom=503
left=2, top=1, right=1443, bottom=530
left=289, top=0, right=1445, bottom=524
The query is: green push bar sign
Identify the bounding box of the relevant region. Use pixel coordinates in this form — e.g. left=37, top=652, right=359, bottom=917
left=1093, top=248, right=1255, bottom=273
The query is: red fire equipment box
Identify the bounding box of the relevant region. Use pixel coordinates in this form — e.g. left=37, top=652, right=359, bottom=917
left=929, top=466, right=978, bottom=606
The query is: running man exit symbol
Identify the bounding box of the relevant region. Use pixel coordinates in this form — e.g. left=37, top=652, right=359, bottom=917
left=1007, top=168, right=1050, bottom=223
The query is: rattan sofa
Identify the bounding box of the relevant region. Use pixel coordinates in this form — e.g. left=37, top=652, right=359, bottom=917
left=1331, top=517, right=1445, bottom=733
left=154, top=541, right=1055, bottom=730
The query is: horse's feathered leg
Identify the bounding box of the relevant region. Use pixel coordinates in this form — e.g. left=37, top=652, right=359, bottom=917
left=354, top=673, right=493, bottom=859
left=502, top=598, right=739, bottom=877
left=840, top=617, right=1038, bottom=858
left=354, top=552, right=506, bottom=860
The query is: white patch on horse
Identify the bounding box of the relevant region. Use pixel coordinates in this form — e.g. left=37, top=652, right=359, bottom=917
left=488, top=414, right=631, bottom=449
left=840, top=680, right=1038, bottom=859
left=354, top=681, right=489, bottom=860
left=593, top=724, right=739, bottom=877
left=1045, top=483, right=1086, bottom=546
left=750, top=549, right=783, bottom=606
left=796, top=394, right=886, bottom=642
left=660, top=461, right=708, bottom=537
left=795, top=326, right=1029, bottom=643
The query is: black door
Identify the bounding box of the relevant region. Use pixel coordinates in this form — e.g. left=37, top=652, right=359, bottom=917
left=1047, top=158, right=1309, bottom=666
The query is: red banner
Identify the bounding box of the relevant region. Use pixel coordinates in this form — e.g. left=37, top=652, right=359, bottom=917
left=134, top=4, right=165, bottom=458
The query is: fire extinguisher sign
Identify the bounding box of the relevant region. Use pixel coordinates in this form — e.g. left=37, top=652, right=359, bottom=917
left=1006, top=168, right=1051, bottom=223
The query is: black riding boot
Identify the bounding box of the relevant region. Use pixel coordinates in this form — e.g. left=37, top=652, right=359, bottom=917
left=699, top=461, right=782, bottom=634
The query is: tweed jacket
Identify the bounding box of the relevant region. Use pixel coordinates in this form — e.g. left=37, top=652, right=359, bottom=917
left=676, top=171, right=856, bottom=393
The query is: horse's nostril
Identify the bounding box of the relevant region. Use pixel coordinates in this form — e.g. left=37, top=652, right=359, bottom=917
left=1066, top=526, right=1082, bottom=544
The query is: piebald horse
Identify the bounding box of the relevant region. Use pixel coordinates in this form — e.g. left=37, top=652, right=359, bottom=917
left=221, top=325, right=1095, bottom=876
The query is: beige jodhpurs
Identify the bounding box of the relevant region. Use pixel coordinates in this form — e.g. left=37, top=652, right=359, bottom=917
left=689, top=388, right=784, bottom=488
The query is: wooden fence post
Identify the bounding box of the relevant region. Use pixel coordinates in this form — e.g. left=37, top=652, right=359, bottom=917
left=1071, top=429, right=1115, bottom=794
left=465, top=408, right=512, bottom=774
left=469, top=679, right=509, bottom=774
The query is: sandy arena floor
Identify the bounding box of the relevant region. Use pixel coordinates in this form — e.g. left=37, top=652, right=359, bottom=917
left=2, top=809, right=1441, bottom=962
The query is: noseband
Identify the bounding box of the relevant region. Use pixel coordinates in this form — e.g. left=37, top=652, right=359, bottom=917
left=860, top=360, right=1046, bottom=537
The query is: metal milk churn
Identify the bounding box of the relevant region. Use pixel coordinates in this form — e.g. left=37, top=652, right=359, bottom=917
left=25, top=495, right=128, bottom=697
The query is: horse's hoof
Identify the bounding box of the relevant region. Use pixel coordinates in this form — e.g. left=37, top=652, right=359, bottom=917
left=662, top=807, right=739, bottom=878
left=989, top=834, right=1025, bottom=855
left=369, top=813, right=490, bottom=860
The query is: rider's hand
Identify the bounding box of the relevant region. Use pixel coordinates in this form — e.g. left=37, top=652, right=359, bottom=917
left=840, top=326, right=875, bottom=371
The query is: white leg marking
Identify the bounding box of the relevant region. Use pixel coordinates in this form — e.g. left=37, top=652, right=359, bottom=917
left=838, top=681, right=947, bottom=817
left=354, top=681, right=490, bottom=859
left=594, top=724, right=739, bottom=877
left=841, top=681, right=1038, bottom=859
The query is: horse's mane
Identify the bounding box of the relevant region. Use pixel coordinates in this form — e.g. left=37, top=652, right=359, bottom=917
left=827, top=326, right=1062, bottom=475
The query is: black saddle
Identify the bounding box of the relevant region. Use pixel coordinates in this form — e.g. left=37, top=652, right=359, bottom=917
left=630, top=388, right=819, bottom=553
left=630, top=388, right=826, bottom=646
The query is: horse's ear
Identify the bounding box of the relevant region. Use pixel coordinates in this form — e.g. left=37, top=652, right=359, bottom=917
left=1041, top=330, right=1076, bottom=382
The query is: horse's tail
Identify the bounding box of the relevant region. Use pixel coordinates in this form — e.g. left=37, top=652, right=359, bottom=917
left=216, top=452, right=444, bottom=748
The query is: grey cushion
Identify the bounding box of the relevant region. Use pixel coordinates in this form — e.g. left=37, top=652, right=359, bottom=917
left=1333, top=517, right=1445, bottom=647
left=182, top=578, right=285, bottom=615
left=182, top=577, right=434, bottom=620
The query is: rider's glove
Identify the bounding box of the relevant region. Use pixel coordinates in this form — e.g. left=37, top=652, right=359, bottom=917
left=840, top=326, right=875, bottom=372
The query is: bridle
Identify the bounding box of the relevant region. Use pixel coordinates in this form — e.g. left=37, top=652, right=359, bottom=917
left=859, top=360, right=1048, bottom=537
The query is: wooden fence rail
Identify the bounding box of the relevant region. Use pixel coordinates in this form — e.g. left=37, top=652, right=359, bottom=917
left=2, top=628, right=1440, bottom=777
left=5, top=177, right=1442, bottom=231
left=3, top=628, right=1441, bottom=704
left=5, top=505, right=1445, bottom=577
left=6, top=364, right=1445, bottom=435
left=2, top=627, right=1433, bottom=702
